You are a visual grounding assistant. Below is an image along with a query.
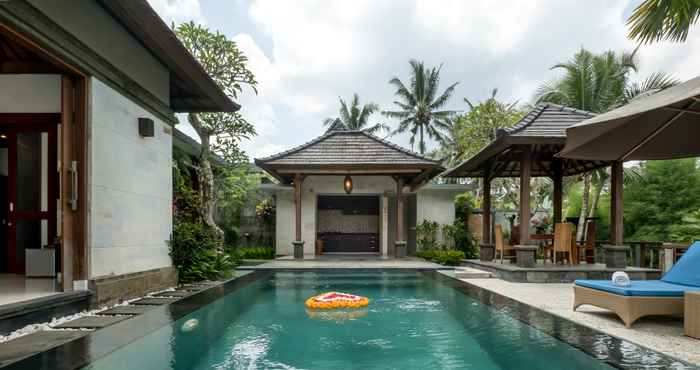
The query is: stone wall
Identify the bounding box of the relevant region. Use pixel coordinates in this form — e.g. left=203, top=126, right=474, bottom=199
left=88, top=266, right=177, bottom=307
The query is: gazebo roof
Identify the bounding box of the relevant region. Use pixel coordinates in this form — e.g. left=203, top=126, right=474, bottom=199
left=443, top=103, right=610, bottom=178
left=255, top=123, right=445, bottom=188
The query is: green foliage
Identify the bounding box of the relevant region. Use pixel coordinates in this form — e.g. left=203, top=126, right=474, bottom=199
left=215, top=165, right=261, bottom=244
left=625, top=159, right=700, bottom=242
left=416, top=249, right=465, bottom=266
left=416, top=220, right=440, bottom=250
left=447, top=219, right=479, bottom=259
left=234, top=247, right=276, bottom=260
left=627, top=0, right=700, bottom=44
left=383, top=59, right=458, bottom=154
left=670, top=208, right=700, bottom=242
left=169, top=220, right=233, bottom=283
left=444, top=89, right=524, bottom=165
left=323, top=94, right=388, bottom=134
left=455, top=192, right=475, bottom=220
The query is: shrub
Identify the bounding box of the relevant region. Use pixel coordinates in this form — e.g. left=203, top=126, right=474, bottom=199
left=235, top=246, right=276, bottom=260
left=416, top=220, right=440, bottom=250
left=417, top=249, right=465, bottom=266
left=169, top=220, right=234, bottom=283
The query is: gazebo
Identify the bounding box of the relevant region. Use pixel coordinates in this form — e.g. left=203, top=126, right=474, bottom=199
left=255, top=121, right=447, bottom=258
left=443, top=103, right=622, bottom=266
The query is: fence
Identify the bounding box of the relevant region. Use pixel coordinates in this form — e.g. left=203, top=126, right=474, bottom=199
left=594, top=241, right=666, bottom=269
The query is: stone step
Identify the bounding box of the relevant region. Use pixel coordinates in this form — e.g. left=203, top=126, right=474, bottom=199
left=153, top=291, right=191, bottom=298
left=0, top=330, right=87, bottom=367
left=454, top=267, right=493, bottom=279
left=131, top=297, right=180, bottom=306
left=54, top=315, right=128, bottom=329
left=97, top=305, right=154, bottom=316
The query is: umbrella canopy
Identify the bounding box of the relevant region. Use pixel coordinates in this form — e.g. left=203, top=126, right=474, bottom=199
left=559, top=75, right=700, bottom=161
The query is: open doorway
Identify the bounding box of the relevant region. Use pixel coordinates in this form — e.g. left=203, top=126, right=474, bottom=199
left=316, top=195, right=380, bottom=254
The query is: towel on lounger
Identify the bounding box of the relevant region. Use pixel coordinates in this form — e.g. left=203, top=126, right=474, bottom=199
left=612, top=271, right=630, bottom=287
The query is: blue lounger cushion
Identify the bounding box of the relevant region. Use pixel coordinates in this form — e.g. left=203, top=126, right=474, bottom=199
left=575, top=279, right=700, bottom=297
left=575, top=241, right=700, bottom=296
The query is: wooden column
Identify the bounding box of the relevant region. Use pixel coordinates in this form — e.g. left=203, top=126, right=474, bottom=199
left=519, top=147, right=532, bottom=245
left=293, top=174, right=303, bottom=242
left=552, top=159, right=563, bottom=224
left=610, top=161, right=624, bottom=245
left=396, top=178, right=405, bottom=242
left=482, top=177, right=492, bottom=245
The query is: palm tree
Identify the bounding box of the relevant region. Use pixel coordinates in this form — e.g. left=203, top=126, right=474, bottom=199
left=628, top=0, right=700, bottom=44
left=536, top=48, right=677, bottom=241
left=383, top=60, right=458, bottom=154
left=323, top=94, right=388, bottom=134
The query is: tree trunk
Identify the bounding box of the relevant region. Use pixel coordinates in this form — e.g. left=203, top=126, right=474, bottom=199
left=419, top=125, right=425, bottom=154
left=588, top=182, right=603, bottom=220
left=576, top=173, right=591, bottom=242
left=189, top=114, right=225, bottom=242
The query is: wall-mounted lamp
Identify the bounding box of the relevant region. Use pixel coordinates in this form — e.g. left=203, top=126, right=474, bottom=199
left=138, top=118, right=155, bottom=137
left=343, top=175, right=353, bottom=194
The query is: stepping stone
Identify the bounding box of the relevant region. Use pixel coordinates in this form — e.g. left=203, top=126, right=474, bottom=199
left=0, top=330, right=87, bottom=367
left=54, top=315, right=129, bottom=329
left=131, top=297, right=179, bottom=306
left=153, top=291, right=190, bottom=298
left=454, top=267, right=493, bottom=279
left=98, top=305, right=154, bottom=316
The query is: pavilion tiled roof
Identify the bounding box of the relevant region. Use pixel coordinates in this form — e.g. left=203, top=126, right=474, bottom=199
left=443, top=103, right=608, bottom=178
left=255, top=124, right=444, bottom=186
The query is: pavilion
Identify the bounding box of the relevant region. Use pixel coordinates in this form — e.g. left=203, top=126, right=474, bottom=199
left=443, top=103, right=627, bottom=266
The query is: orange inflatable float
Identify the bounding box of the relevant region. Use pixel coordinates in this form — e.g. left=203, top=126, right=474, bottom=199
left=305, top=292, right=369, bottom=309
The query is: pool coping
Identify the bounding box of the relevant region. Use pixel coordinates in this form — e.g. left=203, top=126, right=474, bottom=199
left=431, top=271, right=698, bottom=370
left=3, top=269, right=697, bottom=370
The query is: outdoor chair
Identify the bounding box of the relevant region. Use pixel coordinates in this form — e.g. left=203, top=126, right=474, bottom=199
left=545, top=223, right=575, bottom=264
left=576, top=220, right=596, bottom=264
left=573, top=241, right=700, bottom=328
left=495, top=225, right=516, bottom=264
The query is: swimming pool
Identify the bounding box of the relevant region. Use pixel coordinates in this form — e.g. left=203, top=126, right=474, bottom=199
left=10, top=270, right=694, bottom=369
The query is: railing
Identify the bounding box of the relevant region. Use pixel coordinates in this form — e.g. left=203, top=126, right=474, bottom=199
left=594, top=240, right=665, bottom=269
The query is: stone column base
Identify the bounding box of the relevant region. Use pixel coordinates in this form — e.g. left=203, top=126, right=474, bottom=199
left=395, top=241, right=407, bottom=258
left=604, top=245, right=629, bottom=269
left=514, top=245, right=538, bottom=268
left=292, top=241, right=305, bottom=259
left=480, top=244, right=495, bottom=261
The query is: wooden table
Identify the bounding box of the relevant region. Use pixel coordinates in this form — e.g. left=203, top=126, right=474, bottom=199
left=685, top=291, right=700, bottom=339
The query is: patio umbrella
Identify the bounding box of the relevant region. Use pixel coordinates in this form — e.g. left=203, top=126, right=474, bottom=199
left=559, top=74, right=700, bottom=161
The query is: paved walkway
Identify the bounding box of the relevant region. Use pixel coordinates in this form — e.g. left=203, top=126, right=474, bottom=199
left=240, top=257, right=446, bottom=270
left=459, top=277, right=699, bottom=366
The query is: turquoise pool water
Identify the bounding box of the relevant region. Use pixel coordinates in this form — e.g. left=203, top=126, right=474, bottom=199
left=84, top=271, right=615, bottom=370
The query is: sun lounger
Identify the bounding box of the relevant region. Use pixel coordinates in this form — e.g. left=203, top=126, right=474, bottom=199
left=573, top=241, right=700, bottom=328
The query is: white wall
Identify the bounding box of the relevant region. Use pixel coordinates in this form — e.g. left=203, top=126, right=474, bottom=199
left=89, top=78, right=173, bottom=278
left=0, top=75, right=61, bottom=113
left=416, top=188, right=461, bottom=243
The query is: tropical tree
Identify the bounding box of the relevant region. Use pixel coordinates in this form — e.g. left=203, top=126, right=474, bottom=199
left=323, top=93, right=388, bottom=134
left=175, top=22, right=257, bottom=239
left=383, top=59, right=458, bottom=154
left=536, top=48, right=677, bottom=240
left=628, top=0, right=700, bottom=44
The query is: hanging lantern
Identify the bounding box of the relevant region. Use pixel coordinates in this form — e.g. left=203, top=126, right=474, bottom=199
left=343, top=175, right=353, bottom=194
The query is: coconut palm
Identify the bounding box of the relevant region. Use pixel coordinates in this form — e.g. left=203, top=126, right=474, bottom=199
left=628, top=0, right=700, bottom=44
left=323, top=93, right=388, bottom=134
left=536, top=48, right=677, bottom=241
left=383, top=59, right=458, bottom=154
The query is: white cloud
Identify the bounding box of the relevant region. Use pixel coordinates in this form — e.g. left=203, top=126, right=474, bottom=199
left=148, top=0, right=205, bottom=25
left=153, top=0, right=700, bottom=160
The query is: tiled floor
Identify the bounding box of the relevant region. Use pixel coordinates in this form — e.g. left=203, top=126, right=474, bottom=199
left=458, top=275, right=700, bottom=366
left=0, top=274, right=60, bottom=306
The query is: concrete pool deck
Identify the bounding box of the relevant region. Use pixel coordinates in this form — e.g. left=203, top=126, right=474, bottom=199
left=239, top=256, right=447, bottom=270
left=457, top=276, right=700, bottom=366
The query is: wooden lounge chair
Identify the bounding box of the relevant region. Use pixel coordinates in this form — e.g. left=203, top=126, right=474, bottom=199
left=495, top=225, right=515, bottom=263
left=576, top=220, right=596, bottom=264
left=573, top=241, right=700, bottom=328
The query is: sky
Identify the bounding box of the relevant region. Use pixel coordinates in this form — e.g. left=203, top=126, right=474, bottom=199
left=148, top=0, right=700, bottom=160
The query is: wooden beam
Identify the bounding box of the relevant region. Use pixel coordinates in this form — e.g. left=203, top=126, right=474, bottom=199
left=610, top=161, right=624, bottom=245
left=552, top=159, right=563, bottom=224
left=293, top=173, right=304, bottom=242
left=519, top=146, right=532, bottom=245
left=0, top=61, right=62, bottom=73
left=396, top=178, right=405, bottom=243
left=277, top=168, right=423, bottom=174
left=482, top=176, right=492, bottom=245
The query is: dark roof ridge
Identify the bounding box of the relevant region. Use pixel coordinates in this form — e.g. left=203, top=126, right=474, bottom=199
left=498, top=102, right=597, bottom=138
